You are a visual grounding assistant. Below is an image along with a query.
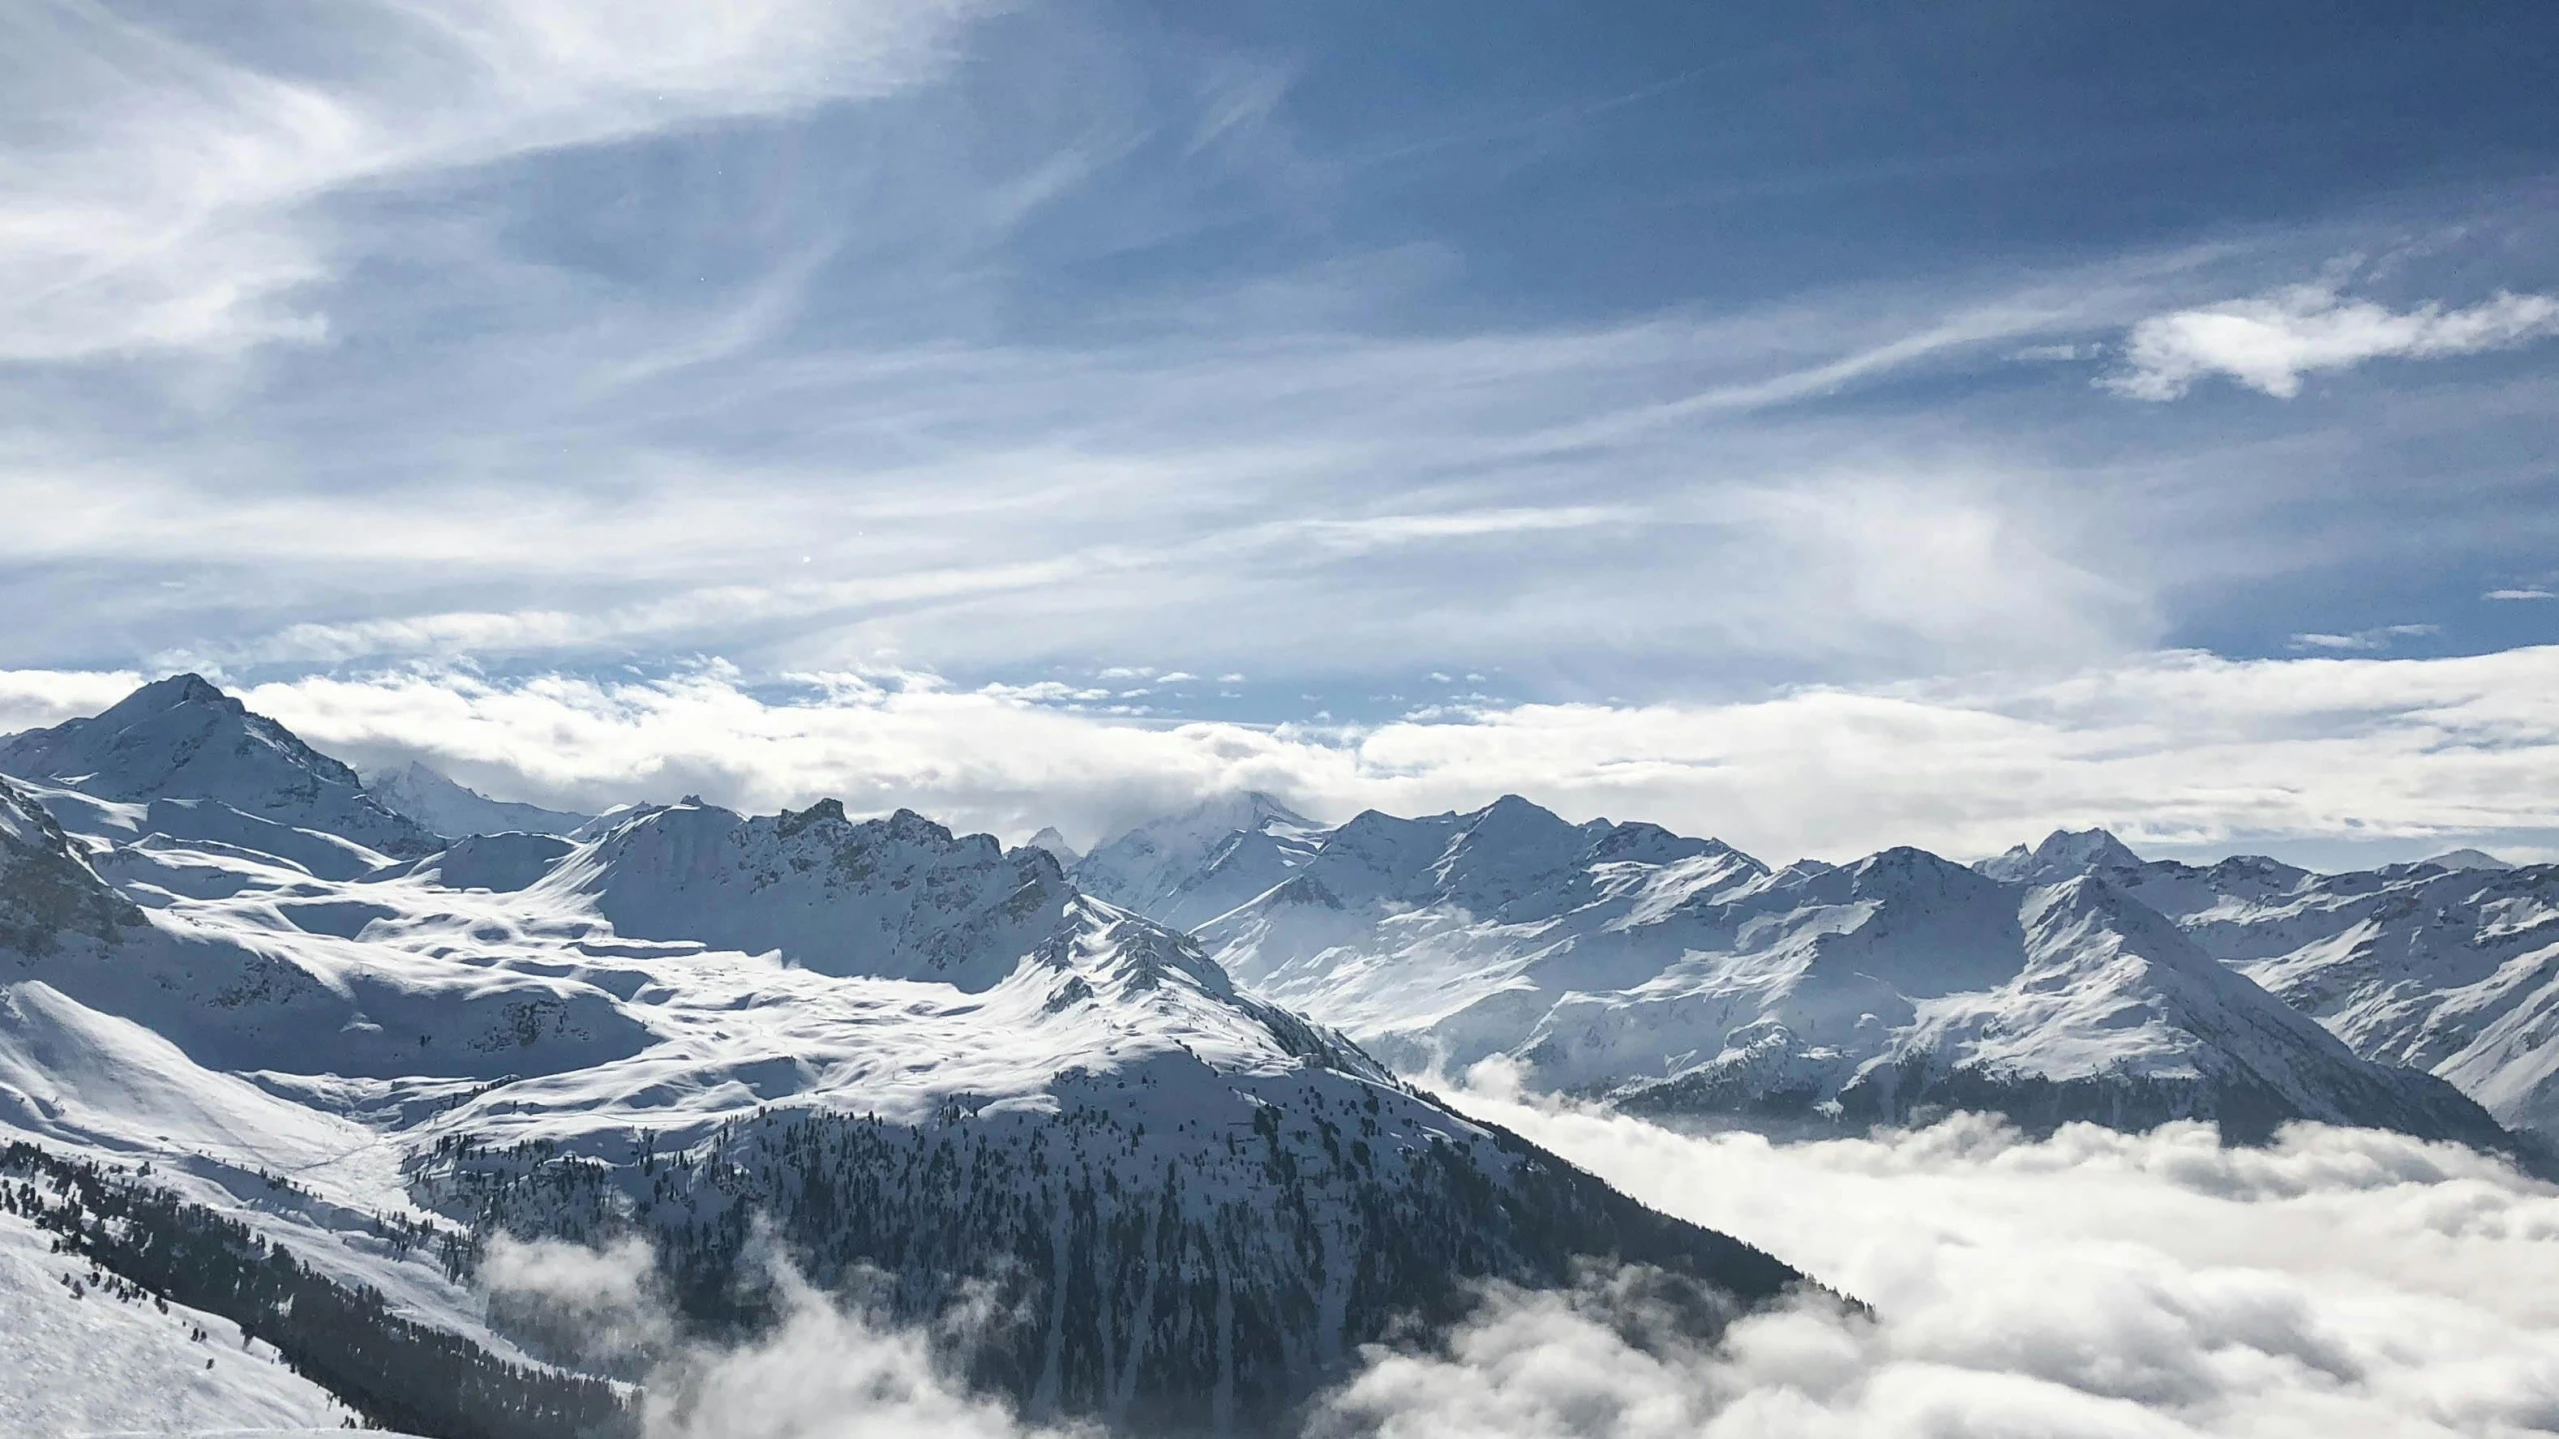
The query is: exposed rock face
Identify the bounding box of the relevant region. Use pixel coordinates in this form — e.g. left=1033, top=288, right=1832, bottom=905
left=0, top=778, right=142, bottom=954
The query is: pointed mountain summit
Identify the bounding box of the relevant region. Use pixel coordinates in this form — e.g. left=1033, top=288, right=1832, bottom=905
left=1975, top=826, right=2146, bottom=884
left=0, top=675, right=438, bottom=858
left=365, top=760, right=588, bottom=838
left=1021, top=824, right=1081, bottom=865
left=1803, top=875, right=2508, bottom=1145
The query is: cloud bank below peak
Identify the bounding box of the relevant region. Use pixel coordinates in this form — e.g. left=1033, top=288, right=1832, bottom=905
left=483, top=1104, right=2559, bottom=1439
left=1315, top=1095, right=2559, bottom=1439
left=7, top=642, right=2559, bottom=866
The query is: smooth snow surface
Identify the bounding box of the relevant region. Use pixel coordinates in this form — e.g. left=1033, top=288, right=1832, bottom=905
left=0, top=1207, right=366, bottom=1437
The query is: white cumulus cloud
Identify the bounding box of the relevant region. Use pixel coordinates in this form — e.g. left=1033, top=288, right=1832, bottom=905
left=2108, top=284, right=2559, bottom=400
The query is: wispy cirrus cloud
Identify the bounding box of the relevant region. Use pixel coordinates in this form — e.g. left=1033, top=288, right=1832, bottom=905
left=2286, top=622, right=2437, bottom=653
left=4, top=4, right=2557, bottom=727
left=0, top=0, right=985, bottom=361
left=2107, top=283, right=2559, bottom=400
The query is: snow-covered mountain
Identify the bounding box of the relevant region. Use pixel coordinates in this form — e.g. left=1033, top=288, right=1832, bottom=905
left=368, top=760, right=591, bottom=839
left=1980, top=830, right=2559, bottom=1137
left=0, top=674, right=440, bottom=859
left=1075, top=791, right=1329, bottom=931
left=1023, top=824, right=1082, bottom=865
left=1976, top=827, right=2147, bottom=885
left=0, top=680, right=1813, bottom=1435
left=1107, top=796, right=2513, bottom=1149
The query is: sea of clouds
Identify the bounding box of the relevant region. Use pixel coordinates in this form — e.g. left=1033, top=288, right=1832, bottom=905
left=13, top=650, right=2559, bottom=867
left=485, top=1090, right=2559, bottom=1439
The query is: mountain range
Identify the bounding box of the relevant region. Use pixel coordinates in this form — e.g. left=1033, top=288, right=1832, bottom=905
left=8, top=675, right=2553, bottom=1434
left=0, top=678, right=1812, bottom=1436
left=1078, top=794, right=2542, bottom=1151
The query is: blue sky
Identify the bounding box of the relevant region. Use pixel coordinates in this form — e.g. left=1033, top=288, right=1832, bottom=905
left=4, top=0, right=2559, bottom=862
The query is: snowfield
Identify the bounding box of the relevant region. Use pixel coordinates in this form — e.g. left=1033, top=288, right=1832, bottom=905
left=0, top=1205, right=366, bottom=1437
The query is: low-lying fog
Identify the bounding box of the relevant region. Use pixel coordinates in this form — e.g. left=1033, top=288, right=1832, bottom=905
left=492, top=1084, right=2559, bottom=1439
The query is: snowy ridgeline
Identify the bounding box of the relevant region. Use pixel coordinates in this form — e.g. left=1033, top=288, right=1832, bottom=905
left=0, top=677, right=1808, bottom=1435
left=1078, top=793, right=2559, bottom=1147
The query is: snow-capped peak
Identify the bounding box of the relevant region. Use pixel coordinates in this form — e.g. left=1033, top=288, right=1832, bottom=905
left=365, top=760, right=589, bottom=839
left=0, top=676, right=438, bottom=859
left=1975, top=826, right=2145, bottom=884
left=2421, top=847, right=2513, bottom=872
left=559, top=796, right=1075, bottom=988
left=1074, top=789, right=1320, bottom=915
left=1023, top=825, right=1082, bottom=865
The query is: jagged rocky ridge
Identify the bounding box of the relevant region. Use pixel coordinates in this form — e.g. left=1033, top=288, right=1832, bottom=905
left=1085, top=795, right=2517, bottom=1148
left=0, top=679, right=1817, bottom=1436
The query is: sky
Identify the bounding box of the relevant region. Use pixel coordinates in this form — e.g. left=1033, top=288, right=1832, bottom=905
left=6, top=0, right=2559, bottom=863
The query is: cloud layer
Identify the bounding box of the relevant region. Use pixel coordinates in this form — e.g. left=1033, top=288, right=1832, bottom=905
left=1313, top=1098, right=2559, bottom=1438
left=8, top=643, right=2559, bottom=864
left=478, top=1107, right=2559, bottom=1438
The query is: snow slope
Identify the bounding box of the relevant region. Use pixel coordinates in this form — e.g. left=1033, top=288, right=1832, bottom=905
left=1117, top=797, right=2507, bottom=1146
left=367, top=761, right=590, bottom=840
left=1990, top=829, right=2559, bottom=1136
left=0, top=1205, right=368, bottom=1437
